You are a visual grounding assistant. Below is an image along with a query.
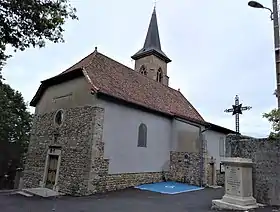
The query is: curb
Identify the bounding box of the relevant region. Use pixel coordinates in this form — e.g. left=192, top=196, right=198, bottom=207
left=0, top=189, right=19, bottom=194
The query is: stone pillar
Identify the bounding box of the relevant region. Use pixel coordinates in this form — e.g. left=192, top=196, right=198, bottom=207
left=212, top=157, right=258, bottom=211
left=87, top=107, right=109, bottom=194
left=14, top=168, right=23, bottom=189
left=207, top=157, right=216, bottom=186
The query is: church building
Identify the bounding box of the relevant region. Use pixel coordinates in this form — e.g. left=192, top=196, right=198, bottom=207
left=23, top=8, right=235, bottom=195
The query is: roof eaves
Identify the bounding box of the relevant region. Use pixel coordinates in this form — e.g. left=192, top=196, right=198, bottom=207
left=131, top=49, right=171, bottom=63
left=30, top=84, right=45, bottom=107
left=173, top=113, right=207, bottom=126
left=96, top=91, right=173, bottom=119
left=205, top=122, right=237, bottom=134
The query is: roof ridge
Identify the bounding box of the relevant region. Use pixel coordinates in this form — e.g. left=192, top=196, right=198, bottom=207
left=60, top=48, right=98, bottom=75
left=57, top=49, right=172, bottom=92
left=96, top=51, right=134, bottom=71
left=84, top=48, right=98, bottom=70
left=96, top=51, right=180, bottom=92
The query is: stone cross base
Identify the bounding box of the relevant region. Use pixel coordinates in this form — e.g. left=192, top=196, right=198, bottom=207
left=212, top=199, right=258, bottom=211
left=222, top=194, right=256, bottom=206
left=211, top=157, right=259, bottom=211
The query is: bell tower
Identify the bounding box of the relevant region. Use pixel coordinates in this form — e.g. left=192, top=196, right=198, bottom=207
left=131, top=8, right=171, bottom=86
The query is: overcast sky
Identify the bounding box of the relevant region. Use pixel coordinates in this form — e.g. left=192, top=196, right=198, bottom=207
left=2, top=0, right=277, bottom=137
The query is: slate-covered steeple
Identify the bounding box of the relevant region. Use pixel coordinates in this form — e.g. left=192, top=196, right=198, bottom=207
left=132, top=8, right=171, bottom=86
left=131, top=7, right=171, bottom=63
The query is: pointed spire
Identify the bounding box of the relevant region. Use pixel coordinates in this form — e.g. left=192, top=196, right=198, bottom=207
left=143, top=7, right=161, bottom=50
left=131, top=8, right=171, bottom=63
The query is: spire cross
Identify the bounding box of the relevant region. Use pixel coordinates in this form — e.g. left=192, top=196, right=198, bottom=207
left=154, top=0, right=158, bottom=8
left=224, top=95, right=252, bottom=133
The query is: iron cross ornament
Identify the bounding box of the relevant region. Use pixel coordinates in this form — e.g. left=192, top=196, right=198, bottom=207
left=224, top=95, right=252, bottom=133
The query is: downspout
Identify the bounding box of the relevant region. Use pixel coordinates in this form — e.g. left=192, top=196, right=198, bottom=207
left=199, top=125, right=211, bottom=187
left=198, top=127, right=204, bottom=187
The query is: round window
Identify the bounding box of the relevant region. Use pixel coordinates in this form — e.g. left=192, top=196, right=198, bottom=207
left=54, top=110, right=64, bottom=126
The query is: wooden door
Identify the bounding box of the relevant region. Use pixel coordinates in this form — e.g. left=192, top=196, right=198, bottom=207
left=46, top=155, right=58, bottom=189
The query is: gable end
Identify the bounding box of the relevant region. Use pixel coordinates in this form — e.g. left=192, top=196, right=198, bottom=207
left=30, top=68, right=84, bottom=107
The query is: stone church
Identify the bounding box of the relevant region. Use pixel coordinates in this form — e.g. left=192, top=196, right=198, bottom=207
left=23, top=8, right=235, bottom=195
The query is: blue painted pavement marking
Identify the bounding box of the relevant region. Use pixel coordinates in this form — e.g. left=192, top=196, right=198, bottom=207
left=135, top=181, right=204, bottom=194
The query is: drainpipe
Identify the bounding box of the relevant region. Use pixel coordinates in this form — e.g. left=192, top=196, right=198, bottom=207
left=198, top=127, right=203, bottom=187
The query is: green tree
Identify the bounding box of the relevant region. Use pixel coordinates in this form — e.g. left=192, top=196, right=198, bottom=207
left=0, top=80, right=32, bottom=187
left=0, top=0, right=78, bottom=77
left=263, top=108, right=280, bottom=139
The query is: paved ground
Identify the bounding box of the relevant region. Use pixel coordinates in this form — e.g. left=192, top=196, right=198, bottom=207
left=0, top=188, right=277, bottom=212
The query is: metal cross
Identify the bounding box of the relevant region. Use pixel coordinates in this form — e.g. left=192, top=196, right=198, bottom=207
left=154, top=0, right=158, bottom=8
left=224, top=95, right=252, bottom=133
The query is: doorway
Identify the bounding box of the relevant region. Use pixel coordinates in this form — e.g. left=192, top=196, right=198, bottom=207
left=46, top=155, right=59, bottom=189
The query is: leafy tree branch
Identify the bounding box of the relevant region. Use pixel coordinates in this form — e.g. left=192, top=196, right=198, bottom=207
left=0, top=0, right=78, bottom=76
left=263, top=108, right=280, bottom=139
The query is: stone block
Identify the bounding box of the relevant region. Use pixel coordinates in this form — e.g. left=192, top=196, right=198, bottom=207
left=212, top=157, right=258, bottom=210
left=212, top=199, right=258, bottom=211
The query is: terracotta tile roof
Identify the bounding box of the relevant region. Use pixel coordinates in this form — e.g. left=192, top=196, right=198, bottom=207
left=78, top=51, right=203, bottom=122
left=33, top=50, right=204, bottom=122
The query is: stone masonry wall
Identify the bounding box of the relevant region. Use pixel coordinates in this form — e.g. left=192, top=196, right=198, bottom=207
left=168, top=137, right=208, bottom=187
left=87, top=107, right=108, bottom=194
left=23, top=106, right=97, bottom=196
left=169, top=151, right=202, bottom=186
left=226, top=134, right=280, bottom=206
left=106, top=172, right=165, bottom=192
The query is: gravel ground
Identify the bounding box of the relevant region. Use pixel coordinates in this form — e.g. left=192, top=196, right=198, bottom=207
left=0, top=187, right=277, bottom=212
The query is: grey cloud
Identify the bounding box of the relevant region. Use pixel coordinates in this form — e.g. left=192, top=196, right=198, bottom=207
left=2, top=0, right=277, bottom=137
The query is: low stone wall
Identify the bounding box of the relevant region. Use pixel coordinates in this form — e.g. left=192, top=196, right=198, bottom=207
left=88, top=157, right=164, bottom=194
left=87, top=155, right=164, bottom=195
left=106, top=172, right=165, bottom=192
left=87, top=151, right=202, bottom=195
left=226, top=134, right=280, bottom=206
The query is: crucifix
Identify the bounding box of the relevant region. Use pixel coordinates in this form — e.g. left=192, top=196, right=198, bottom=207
left=224, top=95, right=252, bottom=133
left=154, top=0, right=158, bottom=8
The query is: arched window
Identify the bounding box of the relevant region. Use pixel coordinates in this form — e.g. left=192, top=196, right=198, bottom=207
left=137, top=123, right=147, bottom=147
left=54, top=109, right=64, bottom=126
left=156, top=68, right=163, bottom=82
left=140, top=65, right=147, bottom=76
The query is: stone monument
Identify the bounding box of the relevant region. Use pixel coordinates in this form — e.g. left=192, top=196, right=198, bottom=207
left=212, top=157, right=258, bottom=211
